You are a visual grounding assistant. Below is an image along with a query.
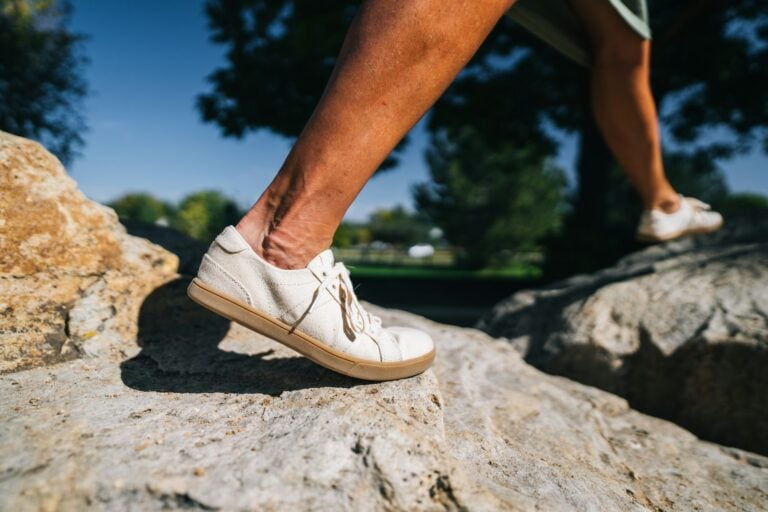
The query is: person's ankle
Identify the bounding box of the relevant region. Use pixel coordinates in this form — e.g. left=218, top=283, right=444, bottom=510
left=647, top=191, right=681, bottom=214
left=235, top=214, right=331, bottom=270
left=658, top=195, right=681, bottom=214
left=260, top=230, right=325, bottom=270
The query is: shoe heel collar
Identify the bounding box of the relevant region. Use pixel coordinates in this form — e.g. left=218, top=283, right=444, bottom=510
left=215, top=226, right=251, bottom=253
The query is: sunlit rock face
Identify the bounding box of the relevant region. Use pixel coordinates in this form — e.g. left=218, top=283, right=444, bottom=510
left=0, top=130, right=178, bottom=373
left=480, top=212, right=768, bottom=455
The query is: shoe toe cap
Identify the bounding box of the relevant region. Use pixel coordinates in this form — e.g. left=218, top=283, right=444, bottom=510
left=386, top=326, right=435, bottom=360
left=706, top=211, right=724, bottom=227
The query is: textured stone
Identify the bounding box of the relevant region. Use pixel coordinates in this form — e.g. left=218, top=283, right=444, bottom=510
left=1, top=292, right=766, bottom=511
left=0, top=131, right=178, bottom=373
left=2, top=132, right=766, bottom=510
left=479, top=217, right=768, bottom=455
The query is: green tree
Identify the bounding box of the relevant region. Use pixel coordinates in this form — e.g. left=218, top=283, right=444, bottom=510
left=109, top=193, right=173, bottom=224
left=367, top=206, right=431, bottom=247
left=713, top=192, right=768, bottom=215
left=199, top=1, right=768, bottom=272
left=332, top=222, right=355, bottom=248
left=353, top=225, right=372, bottom=246
left=431, top=3, right=767, bottom=274
left=0, top=0, right=87, bottom=164
left=333, top=222, right=374, bottom=248
left=414, top=127, right=565, bottom=268
left=171, top=190, right=242, bottom=242
left=542, top=148, right=731, bottom=277
left=197, top=0, right=406, bottom=171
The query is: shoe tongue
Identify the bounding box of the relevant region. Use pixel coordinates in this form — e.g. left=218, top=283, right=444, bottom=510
left=306, top=248, right=335, bottom=275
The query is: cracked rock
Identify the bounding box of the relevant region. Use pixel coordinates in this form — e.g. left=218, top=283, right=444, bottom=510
left=2, top=304, right=767, bottom=511
left=0, top=131, right=178, bottom=373
left=479, top=216, right=768, bottom=454
left=1, top=132, right=766, bottom=510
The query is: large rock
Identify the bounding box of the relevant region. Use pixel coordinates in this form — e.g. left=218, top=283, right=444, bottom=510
left=479, top=217, right=768, bottom=455
left=1, top=133, right=766, bottom=510
left=0, top=131, right=178, bottom=373
left=1, top=291, right=767, bottom=511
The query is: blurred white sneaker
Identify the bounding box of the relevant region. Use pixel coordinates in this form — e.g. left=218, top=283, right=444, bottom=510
left=637, top=195, right=724, bottom=243
left=187, top=226, right=435, bottom=381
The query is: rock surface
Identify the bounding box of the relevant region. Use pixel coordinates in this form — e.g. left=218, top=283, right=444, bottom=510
left=479, top=216, right=768, bottom=455
left=2, top=133, right=767, bottom=511
left=0, top=131, right=178, bottom=373
left=3, top=288, right=767, bottom=511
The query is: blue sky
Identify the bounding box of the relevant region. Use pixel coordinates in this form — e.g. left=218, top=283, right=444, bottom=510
left=69, top=0, right=766, bottom=221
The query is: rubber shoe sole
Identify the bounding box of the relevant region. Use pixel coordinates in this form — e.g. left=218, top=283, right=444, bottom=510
left=187, top=278, right=435, bottom=381
left=636, top=218, right=724, bottom=243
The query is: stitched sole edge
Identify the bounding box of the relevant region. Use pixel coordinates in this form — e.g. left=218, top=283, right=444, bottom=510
left=187, top=278, right=435, bottom=381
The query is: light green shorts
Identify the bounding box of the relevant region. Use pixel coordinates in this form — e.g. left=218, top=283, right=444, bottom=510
left=506, top=0, right=651, bottom=66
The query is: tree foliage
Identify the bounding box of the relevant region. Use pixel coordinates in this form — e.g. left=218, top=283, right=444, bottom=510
left=199, top=1, right=768, bottom=272
left=197, top=0, right=768, bottom=166
left=414, top=127, right=565, bottom=268
left=367, top=206, right=431, bottom=247
left=171, top=190, right=243, bottom=242
left=432, top=2, right=767, bottom=274
left=432, top=1, right=768, bottom=164
left=0, top=0, right=87, bottom=164
left=197, top=0, right=406, bottom=170
left=332, top=208, right=429, bottom=249
left=110, top=190, right=242, bottom=243
left=109, top=193, right=173, bottom=225
left=331, top=222, right=358, bottom=249
left=715, top=192, right=768, bottom=214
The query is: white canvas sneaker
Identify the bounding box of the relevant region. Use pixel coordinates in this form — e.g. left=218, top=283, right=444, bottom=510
left=636, top=195, right=724, bottom=243
left=187, top=226, right=435, bottom=381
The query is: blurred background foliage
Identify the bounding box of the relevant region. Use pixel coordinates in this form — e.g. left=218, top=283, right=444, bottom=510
left=195, top=0, right=767, bottom=276
left=0, top=0, right=87, bottom=164
left=172, top=190, right=242, bottom=241
left=2, top=0, right=767, bottom=280
left=414, top=126, right=566, bottom=267
left=108, top=193, right=174, bottom=225
left=109, top=190, right=242, bottom=243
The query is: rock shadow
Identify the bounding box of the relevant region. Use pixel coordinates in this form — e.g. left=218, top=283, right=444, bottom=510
left=480, top=241, right=768, bottom=455
left=526, top=330, right=768, bottom=456
left=120, top=277, right=360, bottom=396
left=120, top=219, right=208, bottom=275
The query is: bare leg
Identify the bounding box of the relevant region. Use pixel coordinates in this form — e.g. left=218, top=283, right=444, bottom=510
left=570, top=0, right=680, bottom=212
left=237, top=0, right=516, bottom=269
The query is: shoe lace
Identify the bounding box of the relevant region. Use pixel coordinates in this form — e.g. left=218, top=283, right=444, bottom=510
left=305, top=262, right=382, bottom=337
left=684, top=196, right=712, bottom=212
left=683, top=196, right=716, bottom=226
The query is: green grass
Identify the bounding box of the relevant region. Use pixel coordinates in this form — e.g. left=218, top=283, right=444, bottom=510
left=346, top=263, right=542, bottom=280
